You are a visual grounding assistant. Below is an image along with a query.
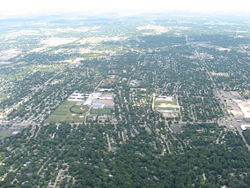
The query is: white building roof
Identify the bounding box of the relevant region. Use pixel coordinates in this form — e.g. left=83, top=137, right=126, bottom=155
left=240, top=124, right=250, bottom=131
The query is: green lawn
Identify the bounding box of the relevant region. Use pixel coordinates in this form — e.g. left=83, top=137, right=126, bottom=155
left=155, top=101, right=177, bottom=106
left=70, top=105, right=88, bottom=114
left=26, top=64, right=66, bottom=73
left=0, top=94, right=8, bottom=103
left=46, top=101, right=88, bottom=123
left=0, top=152, right=5, bottom=161
left=91, top=109, right=111, bottom=115
left=0, top=130, right=12, bottom=139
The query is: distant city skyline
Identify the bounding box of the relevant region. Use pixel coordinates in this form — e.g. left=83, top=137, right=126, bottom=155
left=1, top=0, right=250, bottom=18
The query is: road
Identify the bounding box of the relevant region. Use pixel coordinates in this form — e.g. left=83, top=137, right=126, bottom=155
left=192, top=45, right=250, bottom=151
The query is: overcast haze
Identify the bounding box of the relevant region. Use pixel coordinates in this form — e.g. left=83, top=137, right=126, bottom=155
left=1, top=0, right=250, bottom=18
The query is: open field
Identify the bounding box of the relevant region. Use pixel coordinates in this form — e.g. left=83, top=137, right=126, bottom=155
left=155, top=100, right=179, bottom=111
left=70, top=105, right=88, bottom=114
left=91, top=109, right=112, bottom=115
left=46, top=101, right=88, bottom=123
left=0, top=129, right=12, bottom=139
left=26, top=64, right=66, bottom=73
left=154, top=96, right=180, bottom=118
left=0, top=94, right=7, bottom=103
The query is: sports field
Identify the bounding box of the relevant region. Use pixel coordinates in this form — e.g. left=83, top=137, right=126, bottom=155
left=154, top=96, right=180, bottom=116
left=46, top=101, right=89, bottom=123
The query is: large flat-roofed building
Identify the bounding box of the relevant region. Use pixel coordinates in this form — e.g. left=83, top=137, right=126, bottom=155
left=67, top=92, right=88, bottom=102
left=240, top=125, right=250, bottom=131
left=234, top=99, right=250, bottom=121
left=83, top=92, right=102, bottom=106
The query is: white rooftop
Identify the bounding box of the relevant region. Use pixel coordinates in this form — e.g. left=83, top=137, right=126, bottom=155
left=240, top=124, right=250, bottom=131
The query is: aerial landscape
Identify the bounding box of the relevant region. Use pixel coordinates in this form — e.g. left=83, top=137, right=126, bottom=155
left=0, top=0, right=250, bottom=187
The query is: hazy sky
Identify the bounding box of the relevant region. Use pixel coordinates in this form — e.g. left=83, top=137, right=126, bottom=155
left=1, top=0, right=250, bottom=18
